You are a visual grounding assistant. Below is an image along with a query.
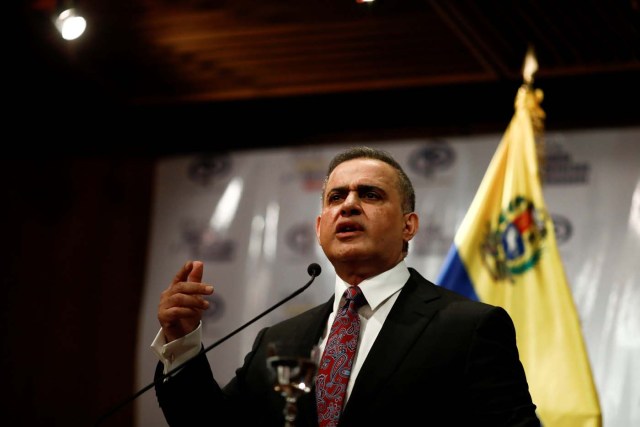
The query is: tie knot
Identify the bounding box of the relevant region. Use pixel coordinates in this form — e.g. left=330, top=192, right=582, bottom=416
left=343, top=286, right=366, bottom=309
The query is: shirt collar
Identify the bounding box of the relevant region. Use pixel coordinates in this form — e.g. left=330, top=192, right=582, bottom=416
left=332, top=260, right=410, bottom=312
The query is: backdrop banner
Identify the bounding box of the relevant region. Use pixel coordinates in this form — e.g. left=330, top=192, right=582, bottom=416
left=136, top=127, right=640, bottom=427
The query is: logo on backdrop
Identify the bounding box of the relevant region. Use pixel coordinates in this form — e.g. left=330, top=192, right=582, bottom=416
left=179, top=219, right=236, bottom=261
left=541, top=140, right=590, bottom=185
left=202, top=292, right=225, bottom=324
left=289, top=152, right=327, bottom=191
left=551, top=214, right=572, bottom=245
left=285, top=222, right=316, bottom=256
left=407, top=141, right=456, bottom=179
left=410, top=220, right=453, bottom=256
left=187, top=154, right=232, bottom=186
left=481, top=196, right=550, bottom=281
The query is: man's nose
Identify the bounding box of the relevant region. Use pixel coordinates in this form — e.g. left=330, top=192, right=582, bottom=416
left=340, top=191, right=361, bottom=216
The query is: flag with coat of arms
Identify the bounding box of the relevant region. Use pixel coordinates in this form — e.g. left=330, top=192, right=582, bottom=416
left=436, top=50, right=602, bottom=426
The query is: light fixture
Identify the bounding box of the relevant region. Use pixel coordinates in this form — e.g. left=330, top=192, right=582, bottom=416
left=54, top=6, right=86, bottom=40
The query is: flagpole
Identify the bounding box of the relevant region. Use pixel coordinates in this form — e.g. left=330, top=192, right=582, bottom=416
left=519, top=45, right=546, bottom=182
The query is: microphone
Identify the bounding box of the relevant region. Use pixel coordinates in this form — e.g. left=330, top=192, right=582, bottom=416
left=95, top=263, right=321, bottom=426
left=307, top=262, right=321, bottom=277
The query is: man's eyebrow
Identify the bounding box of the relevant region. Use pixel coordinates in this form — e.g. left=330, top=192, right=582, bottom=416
left=326, top=185, right=348, bottom=194
left=326, top=184, right=385, bottom=194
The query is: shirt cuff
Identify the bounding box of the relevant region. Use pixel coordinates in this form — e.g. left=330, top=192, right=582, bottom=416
left=150, top=323, right=203, bottom=374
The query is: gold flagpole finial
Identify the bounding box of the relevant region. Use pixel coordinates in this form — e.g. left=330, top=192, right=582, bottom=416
left=522, top=45, right=538, bottom=86
left=517, top=44, right=546, bottom=180
left=516, top=45, right=544, bottom=124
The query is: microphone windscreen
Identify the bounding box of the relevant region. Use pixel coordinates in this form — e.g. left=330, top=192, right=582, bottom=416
left=307, top=263, right=322, bottom=277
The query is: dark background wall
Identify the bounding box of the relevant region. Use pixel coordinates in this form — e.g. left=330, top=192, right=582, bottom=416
left=1, top=157, right=153, bottom=427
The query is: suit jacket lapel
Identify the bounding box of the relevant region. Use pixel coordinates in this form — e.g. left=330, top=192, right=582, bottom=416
left=280, top=296, right=333, bottom=357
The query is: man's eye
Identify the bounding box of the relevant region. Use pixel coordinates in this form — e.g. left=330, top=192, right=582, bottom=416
left=328, top=194, right=343, bottom=202
left=363, top=191, right=380, bottom=199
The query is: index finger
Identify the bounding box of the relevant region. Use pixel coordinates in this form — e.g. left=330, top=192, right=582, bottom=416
left=187, top=261, right=204, bottom=283
left=171, top=260, right=194, bottom=285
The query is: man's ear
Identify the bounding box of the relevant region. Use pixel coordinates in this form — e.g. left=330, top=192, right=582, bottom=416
left=315, top=215, right=322, bottom=245
left=403, top=212, right=419, bottom=243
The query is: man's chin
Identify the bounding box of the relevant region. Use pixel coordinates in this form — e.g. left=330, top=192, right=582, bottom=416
left=327, top=247, right=370, bottom=263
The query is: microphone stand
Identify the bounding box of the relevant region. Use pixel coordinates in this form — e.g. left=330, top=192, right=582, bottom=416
left=95, top=263, right=321, bottom=426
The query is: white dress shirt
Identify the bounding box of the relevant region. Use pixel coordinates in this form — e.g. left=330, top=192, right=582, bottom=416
left=317, top=260, right=408, bottom=403
left=151, top=259, right=410, bottom=401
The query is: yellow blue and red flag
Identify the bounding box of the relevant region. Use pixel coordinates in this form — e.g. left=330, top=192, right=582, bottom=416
left=436, top=64, right=602, bottom=426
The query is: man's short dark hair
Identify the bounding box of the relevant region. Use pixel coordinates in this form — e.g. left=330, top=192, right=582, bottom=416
left=323, top=146, right=416, bottom=214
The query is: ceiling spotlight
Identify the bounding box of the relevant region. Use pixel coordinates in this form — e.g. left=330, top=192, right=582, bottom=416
left=55, top=8, right=87, bottom=40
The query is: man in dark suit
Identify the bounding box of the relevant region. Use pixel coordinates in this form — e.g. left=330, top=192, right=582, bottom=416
left=152, top=146, right=539, bottom=426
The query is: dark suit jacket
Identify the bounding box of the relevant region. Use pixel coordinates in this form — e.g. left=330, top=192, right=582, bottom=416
left=155, top=268, right=539, bottom=426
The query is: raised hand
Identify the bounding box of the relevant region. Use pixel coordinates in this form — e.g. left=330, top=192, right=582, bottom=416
left=158, top=260, right=213, bottom=342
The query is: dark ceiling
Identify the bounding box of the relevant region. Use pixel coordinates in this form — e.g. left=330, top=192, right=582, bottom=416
left=17, top=0, right=640, bottom=154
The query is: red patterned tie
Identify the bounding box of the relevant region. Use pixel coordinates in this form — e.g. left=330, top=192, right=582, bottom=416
left=316, top=286, right=366, bottom=427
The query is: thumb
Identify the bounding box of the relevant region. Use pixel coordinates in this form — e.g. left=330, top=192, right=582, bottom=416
left=187, top=260, right=204, bottom=283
